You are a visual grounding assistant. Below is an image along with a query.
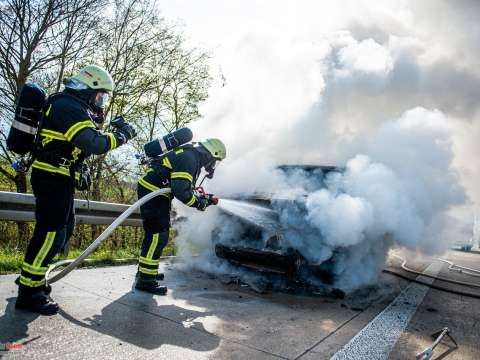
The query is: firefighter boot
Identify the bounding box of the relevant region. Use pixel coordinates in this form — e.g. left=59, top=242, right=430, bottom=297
left=135, top=277, right=168, bottom=295
left=15, top=287, right=59, bottom=315
left=135, top=271, right=164, bottom=281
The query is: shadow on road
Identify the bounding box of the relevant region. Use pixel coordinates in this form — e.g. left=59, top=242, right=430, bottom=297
left=0, top=297, right=41, bottom=344
left=59, top=289, right=219, bottom=352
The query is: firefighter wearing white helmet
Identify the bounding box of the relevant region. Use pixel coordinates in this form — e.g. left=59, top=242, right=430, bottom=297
left=200, top=138, right=227, bottom=161
left=15, top=65, right=137, bottom=315
left=134, top=138, right=226, bottom=295
left=71, top=64, right=114, bottom=91
left=66, top=65, right=114, bottom=116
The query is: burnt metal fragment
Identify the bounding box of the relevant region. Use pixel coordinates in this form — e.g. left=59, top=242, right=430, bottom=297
left=215, top=244, right=298, bottom=275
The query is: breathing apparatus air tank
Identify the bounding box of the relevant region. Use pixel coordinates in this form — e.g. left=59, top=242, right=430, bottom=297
left=7, top=83, right=47, bottom=155
left=144, top=127, right=193, bottom=157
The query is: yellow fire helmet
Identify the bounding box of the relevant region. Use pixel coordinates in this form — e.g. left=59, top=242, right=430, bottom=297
left=200, top=138, right=227, bottom=160
left=71, top=65, right=114, bottom=92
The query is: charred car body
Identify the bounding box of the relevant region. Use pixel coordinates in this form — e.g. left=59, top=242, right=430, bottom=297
left=212, top=165, right=345, bottom=295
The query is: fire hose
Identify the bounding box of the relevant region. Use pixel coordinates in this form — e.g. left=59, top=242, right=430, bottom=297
left=390, top=254, right=480, bottom=288
left=384, top=253, right=480, bottom=299
left=435, top=258, right=480, bottom=278
left=45, top=188, right=172, bottom=285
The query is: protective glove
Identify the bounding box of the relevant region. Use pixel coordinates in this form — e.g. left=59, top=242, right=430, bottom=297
left=74, top=163, right=91, bottom=191
left=195, top=193, right=218, bottom=211
left=195, top=196, right=209, bottom=211
left=206, top=193, right=219, bottom=205
left=111, top=116, right=137, bottom=142
left=112, top=129, right=127, bottom=146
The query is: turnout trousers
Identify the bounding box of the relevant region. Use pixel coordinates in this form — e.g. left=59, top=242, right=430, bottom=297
left=137, top=183, right=171, bottom=279
left=18, top=169, right=75, bottom=294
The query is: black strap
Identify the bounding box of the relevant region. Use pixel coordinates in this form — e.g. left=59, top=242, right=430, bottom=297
left=24, top=92, right=91, bottom=172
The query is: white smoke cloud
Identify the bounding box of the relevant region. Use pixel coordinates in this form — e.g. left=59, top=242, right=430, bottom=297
left=168, top=0, right=477, bottom=290
left=268, top=107, right=464, bottom=289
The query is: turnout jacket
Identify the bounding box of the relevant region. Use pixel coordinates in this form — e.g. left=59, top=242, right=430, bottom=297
left=32, top=90, right=121, bottom=177
left=139, top=144, right=203, bottom=208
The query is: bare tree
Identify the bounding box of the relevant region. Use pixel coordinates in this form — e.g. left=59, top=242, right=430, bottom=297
left=51, top=0, right=104, bottom=92
left=86, top=0, right=211, bottom=204
left=162, top=50, right=210, bottom=131
left=0, top=0, right=105, bottom=186
left=0, top=0, right=211, bottom=205
left=0, top=0, right=212, bottom=251
left=0, top=0, right=105, bottom=240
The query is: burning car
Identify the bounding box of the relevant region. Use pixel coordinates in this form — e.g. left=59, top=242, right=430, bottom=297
left=212, top=165, right=345, bottom=295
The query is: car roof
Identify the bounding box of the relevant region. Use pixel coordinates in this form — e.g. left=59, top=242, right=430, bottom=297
left=276, top=165, right=341, bottom=173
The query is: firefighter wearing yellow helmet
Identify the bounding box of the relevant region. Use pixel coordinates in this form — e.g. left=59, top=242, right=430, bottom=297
left=15, top=65, right=137, bottom=315
left=134, top=138, right=226, bottom=295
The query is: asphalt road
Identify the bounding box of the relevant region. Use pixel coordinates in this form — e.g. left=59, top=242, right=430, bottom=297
left=1, top=251, right=479, bottom=359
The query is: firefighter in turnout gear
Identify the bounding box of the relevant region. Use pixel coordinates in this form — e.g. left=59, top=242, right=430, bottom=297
left=135, top=138, right=226, bottom=295
left=15, top=65, right=137, bottom=315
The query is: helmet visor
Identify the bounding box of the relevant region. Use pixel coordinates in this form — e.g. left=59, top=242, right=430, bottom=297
left=94, top=91, right=109, bottom=109
left=64, top=77, right=89, bottom=90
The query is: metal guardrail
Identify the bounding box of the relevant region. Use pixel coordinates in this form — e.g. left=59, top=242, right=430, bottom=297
left=0, top=191, right=142, bottom=226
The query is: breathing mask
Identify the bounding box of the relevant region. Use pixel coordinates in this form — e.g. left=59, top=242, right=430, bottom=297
left=204, top=159, right=217, bottom=178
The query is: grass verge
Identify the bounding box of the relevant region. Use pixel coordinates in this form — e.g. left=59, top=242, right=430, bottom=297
left=0, top=240, right=176, bottom=275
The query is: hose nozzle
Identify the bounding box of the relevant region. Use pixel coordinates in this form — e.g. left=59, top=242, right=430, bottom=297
left=195, top=186, right=219, bottom=205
